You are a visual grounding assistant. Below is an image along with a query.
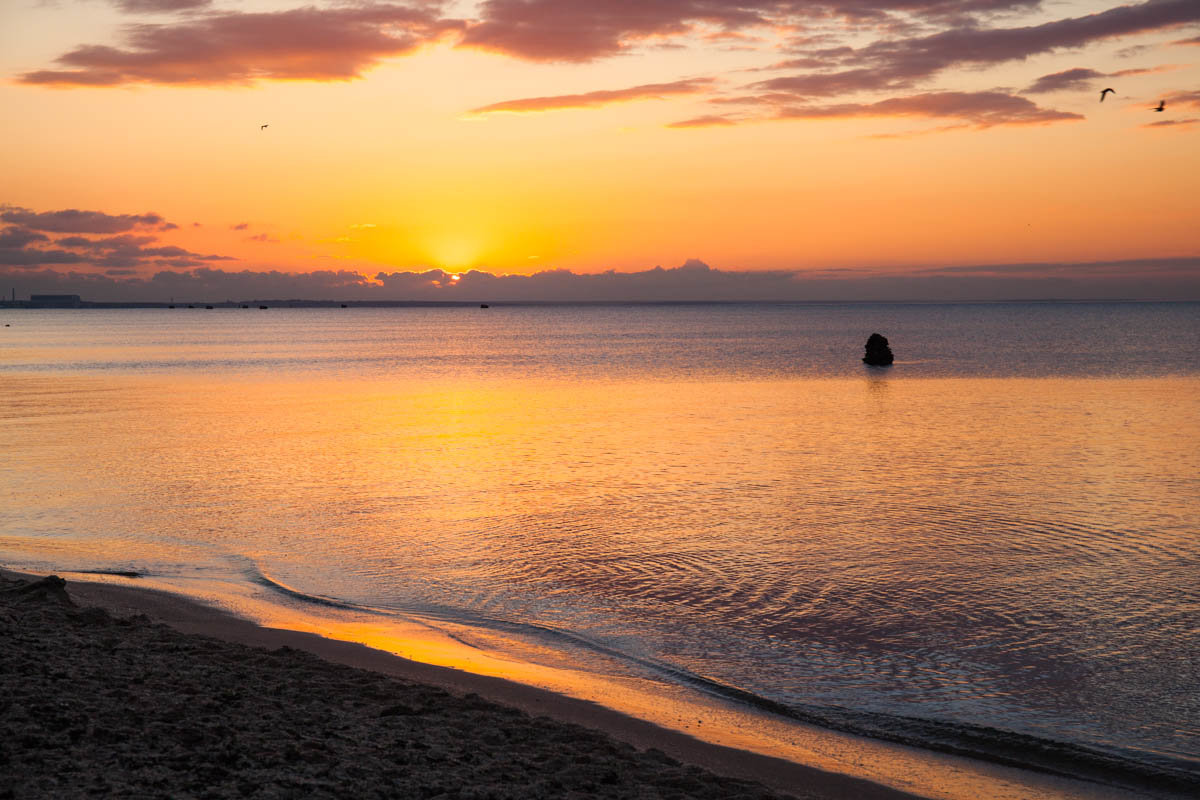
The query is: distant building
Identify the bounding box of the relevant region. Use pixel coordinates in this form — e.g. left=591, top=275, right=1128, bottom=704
left=30, top=294, right=83, bottom=308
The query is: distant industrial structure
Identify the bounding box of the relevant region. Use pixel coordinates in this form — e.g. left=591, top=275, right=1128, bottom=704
left=2, top=294, right=172, bottom=309
left=1, top=294, right=86, bottom=308
left=0, top=294, right=502, bottom=309
left=30, top=294, right=83, bottom=308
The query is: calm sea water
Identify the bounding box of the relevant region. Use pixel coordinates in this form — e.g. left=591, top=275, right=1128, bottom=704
left=2, top=303, right=1197, bottom=794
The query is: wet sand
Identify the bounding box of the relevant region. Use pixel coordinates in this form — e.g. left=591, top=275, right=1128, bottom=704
left=1, top=570, right=922, bottom=800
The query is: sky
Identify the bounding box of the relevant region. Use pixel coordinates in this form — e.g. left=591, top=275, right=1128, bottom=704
left=1, top=0, right=1198, bottom=302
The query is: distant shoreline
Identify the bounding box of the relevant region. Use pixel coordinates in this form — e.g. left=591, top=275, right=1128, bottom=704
left=2, top=298, right=1195, bottom=309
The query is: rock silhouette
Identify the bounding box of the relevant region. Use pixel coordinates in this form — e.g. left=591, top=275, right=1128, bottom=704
left=863, top=333, right=894, bottom=366
left=2, top=575, right=74, bottom=607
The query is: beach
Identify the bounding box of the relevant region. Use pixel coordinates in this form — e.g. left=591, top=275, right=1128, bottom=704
left=2, top=569, right=924, bottom=800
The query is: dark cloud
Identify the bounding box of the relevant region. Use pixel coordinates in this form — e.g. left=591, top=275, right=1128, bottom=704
left=4, top=257, right=1198, bottom=302
left=53, top=233, right=235, bottom=268
left=113, top=0, right=211, bottom=12
left=1020, top=59, right=1181, bottom=95
left=751, top=66, right=909, bottom=98
left=458, top=1, right=1040, bottom=62
left=459, top=1, right=765, bottom=62
left=245, top=233, right=280, bottom=243
left=471, top=78, right=713, bottom=113
left=1166, top=88, right=1200, bottom=107
left=231, top=222, right=249, bottom=231
left=758, top=0, right=1200, bottom=99
left=1025, top=67, right=1105, bottom=94
left=776, top=91, right=1082, bottom=128
left=666, top=114, right=739, bottom=128
left=1112, top=65, right=1175, bottom=77
left=768, top=48, right=857, bottom=71
left=0, top=206, right=233, bottom=271
left=0, top=205, right=174, bottom=233
left=855, top=0, right=1199, bottom=81
left=732, top=2, right=1195, bottom=126
left=0, top=248, right=89, bottom=266
left=1173, top=35, right=1200, bottom=45
left=55, top=234, right=155, bottom=249
left=371, top=256, right=1200, bottom=301
left=1022, top=64, right=1171, bottom=95
left=20, top=3, right=460, bottom=87
left=21, top=1, right=1193, bottom=91
left=1142, top=117, right=1200, bottom=127
left=0, top=227, right=50, bottom=249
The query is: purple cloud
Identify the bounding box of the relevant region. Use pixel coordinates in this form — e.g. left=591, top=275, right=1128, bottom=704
left=53, top=234, right=234, bottom=268
left=4, top=257, right=1199, bottom=303
left=0, top=205, right=174, bottom=233
left=458, top=1, right=1041, bottom=62
left=1024, top=63, right=1186, bottom=94
left=0, top=205, right=234, bottom=271
left=1166, top=88, right=1200, bottom=108
left=0, top=227, right=50, bottom=249
left=1025, top=68, right=1106, bottom=94
left=857, top=0, right=1199, bottom=79
left=666, top=114, right=739, bottom=128
left=113, top=0, right=211, bottom=12
left=756, top=0, right=1200, bottom=100
left=55, top=234, right=157, bottom=250
left=751, top=67, right=908, bottom=99
left=20, top=4, right=461, bottom=87
left=20, top=0, right=1194, bottom=95
left=1142, top=117, right=1200, bottom=128
left=471, top=78, right=714, bottom=113
left=0, top=248, right=89, bottom=266
left=776, top=91, right=1083, bottom=128
left=459, top=0, right=764, bottom=62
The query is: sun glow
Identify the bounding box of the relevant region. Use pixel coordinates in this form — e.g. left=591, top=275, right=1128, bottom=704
left=427, top=235, right=482, bottom=270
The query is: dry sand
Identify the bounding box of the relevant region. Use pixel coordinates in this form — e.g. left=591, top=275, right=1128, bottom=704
left=1, top=571, right=924, bottom=800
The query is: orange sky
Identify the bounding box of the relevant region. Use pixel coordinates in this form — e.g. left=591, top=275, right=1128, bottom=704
left=1, top=0, right=1198, bottom=299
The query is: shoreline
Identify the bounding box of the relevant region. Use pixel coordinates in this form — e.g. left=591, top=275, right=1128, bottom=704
left=2, top=568, right=922, bottom=800
left=3, top=567, right=1184, bottom=800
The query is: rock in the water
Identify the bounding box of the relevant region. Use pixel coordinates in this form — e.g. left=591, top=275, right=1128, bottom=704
left=862, top=333, right=894, bottom=366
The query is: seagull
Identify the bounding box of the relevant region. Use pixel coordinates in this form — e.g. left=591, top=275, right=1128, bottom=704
left=260, top=124, right=269, bottom=130
left=1153, top=100, right=1165, bottom=112
left=1099, top=88, right=1115, bottom=102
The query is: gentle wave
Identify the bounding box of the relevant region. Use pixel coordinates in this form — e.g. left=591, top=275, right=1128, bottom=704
left=244, top=562, right=1199, bottom=795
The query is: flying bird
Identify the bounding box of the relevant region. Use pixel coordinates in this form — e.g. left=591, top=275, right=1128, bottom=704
left=260, top=124, right=269, bottom=130
left=1099, top=88, right=1115, bottom=102
left=1153, top=100, right=1165, bottom=112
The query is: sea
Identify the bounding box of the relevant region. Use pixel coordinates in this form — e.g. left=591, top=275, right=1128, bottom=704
left=1, top=302, right=1197, bottom=799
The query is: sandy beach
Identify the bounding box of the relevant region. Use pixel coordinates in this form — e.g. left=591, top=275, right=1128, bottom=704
left=1, top=570, right=927, bottom=800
